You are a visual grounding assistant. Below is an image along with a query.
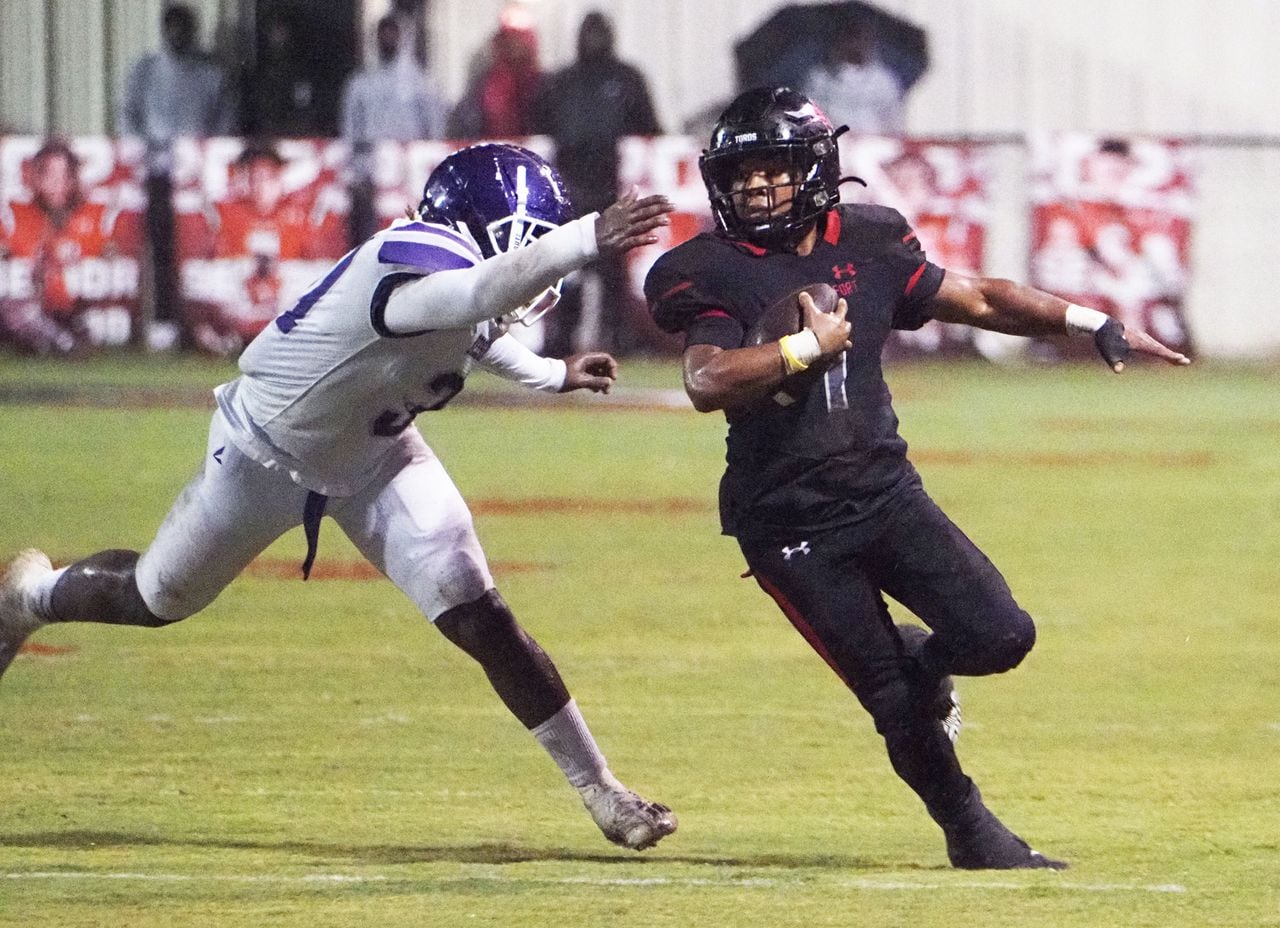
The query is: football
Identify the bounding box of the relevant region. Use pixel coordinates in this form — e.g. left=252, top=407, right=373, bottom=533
left=745, top=282, right=840, bottom=346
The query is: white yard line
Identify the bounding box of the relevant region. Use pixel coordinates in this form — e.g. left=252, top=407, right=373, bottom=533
left=3, top=869, right=1187, bottom=894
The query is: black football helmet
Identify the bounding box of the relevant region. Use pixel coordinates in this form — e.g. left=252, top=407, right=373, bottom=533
left=700, top=87, right=857, bottom=249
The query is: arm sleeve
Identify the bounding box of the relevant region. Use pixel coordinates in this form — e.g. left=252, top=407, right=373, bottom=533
left=475, top=331, right=567, bottom=392
left=382, top=214, right=598, bottom=333
left=684, top=310, right=746, bottom=350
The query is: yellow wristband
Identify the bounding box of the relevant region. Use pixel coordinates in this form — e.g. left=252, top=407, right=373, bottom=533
left=779, top=329, right=820, bottom=374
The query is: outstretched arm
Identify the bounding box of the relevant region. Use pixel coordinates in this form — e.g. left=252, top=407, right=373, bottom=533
left=384, top=191, right=671, bottom=333
left=926, top=272, right=1190, bottom=372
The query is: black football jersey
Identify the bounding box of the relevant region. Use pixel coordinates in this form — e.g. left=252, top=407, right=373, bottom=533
left=644, top=204, right=945, bottom=541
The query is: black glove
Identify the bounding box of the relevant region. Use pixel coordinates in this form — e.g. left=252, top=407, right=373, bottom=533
left=1094, top=317, right=1131, bottom=369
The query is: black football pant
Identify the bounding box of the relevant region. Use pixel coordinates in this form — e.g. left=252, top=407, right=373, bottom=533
left=738, top=486, right=1036, bottom=825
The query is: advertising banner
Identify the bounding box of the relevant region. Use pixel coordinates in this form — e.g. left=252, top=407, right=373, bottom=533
left=1029, top=132, right=1195, bottom=358
left=0, top=136, right=145, bottom=353
left=173, top=138, right=350, bottom=354
left=842, top=136, right=994, bottom=357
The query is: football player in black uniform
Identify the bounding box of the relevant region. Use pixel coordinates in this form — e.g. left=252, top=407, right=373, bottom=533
left=645, top=87, right=1189, bottom=870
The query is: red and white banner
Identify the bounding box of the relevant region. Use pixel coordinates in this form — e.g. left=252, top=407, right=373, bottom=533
left=0, top=136, right=145, bottom=353
left=619, top=135, right=714, bottom=352
left=173, top=138, right=350, bottom=354
left=842, top=136, right=995, bottom=357
left=1029, top=132, right=1194, bottom=357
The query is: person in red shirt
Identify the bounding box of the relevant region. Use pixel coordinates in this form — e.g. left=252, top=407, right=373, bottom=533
left=448, top=19, right=542, bottom=139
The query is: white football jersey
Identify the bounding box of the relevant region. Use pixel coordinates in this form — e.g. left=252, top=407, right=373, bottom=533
left=215, top=219, right=497, bottom=497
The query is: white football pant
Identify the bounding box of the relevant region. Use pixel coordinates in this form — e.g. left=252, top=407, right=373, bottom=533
left=135, top=410, right=494, bottom=622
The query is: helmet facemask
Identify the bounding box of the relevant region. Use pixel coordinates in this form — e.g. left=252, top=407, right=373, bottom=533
left=702, top=137, right=838, bottom=250
left=699, top=87, right=852, bottom=250
left=484, top=163, right=563, bottom=326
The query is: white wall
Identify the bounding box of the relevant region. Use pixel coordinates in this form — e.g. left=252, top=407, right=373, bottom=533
left=421, top=0, right=1280, bottom=358
left=426, top=0, right=1278, bottom=137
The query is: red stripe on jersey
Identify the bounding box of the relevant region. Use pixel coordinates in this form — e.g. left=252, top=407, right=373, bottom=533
left=727, top=237, right=768, bottom=256
left=823, top=209, right=842, bottom=244
left=696, top=309, right=732, bottom=320
left=659, top=280, right=694, bottom=301
left=904, top=262, right=927, bottom=297
left=753, top=573, right=852, bottom=688
left=902, top=230, right=917, bottom=243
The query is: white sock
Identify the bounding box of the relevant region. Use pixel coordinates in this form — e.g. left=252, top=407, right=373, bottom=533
left=530, top=699, right=615, bottom=791
left=27, top=567, right=65, bottom=622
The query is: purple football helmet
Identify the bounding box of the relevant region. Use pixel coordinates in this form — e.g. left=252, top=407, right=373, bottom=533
left=418, top=143, right=576, bottom=325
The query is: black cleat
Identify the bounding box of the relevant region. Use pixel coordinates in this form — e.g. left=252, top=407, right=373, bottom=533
left=943, top=802, right=1068, bottom=870
left=897, top=623, right=962, bottom=744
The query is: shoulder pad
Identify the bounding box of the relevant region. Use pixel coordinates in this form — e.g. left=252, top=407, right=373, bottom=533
left=377, top=220, right=482, bottom=272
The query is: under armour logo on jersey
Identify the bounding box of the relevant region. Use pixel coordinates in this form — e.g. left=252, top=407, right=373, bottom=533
left=213, top=446, right=225, bottom=465
left=832, top=262, right=857, bottom=281
left=782, top=541, right=811, bottom=560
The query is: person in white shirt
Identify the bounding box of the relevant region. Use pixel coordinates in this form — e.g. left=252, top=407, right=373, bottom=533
left=340, top=15, right=448, bottom=146
left=120, top=3, right=236, bottom=146
left=0, top=144, right=678, bottom=853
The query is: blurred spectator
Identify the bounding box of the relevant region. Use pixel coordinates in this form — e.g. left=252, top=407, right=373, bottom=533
left=242, top=4, right=328, bottom=138
left=340, top=14, right=448, bottom=243
left=120, top=3, right=237, bottom=150
left=531, top=11, right=661, bottom=356
left=534, top=12, right=660, bottom=215
left=119, top=3, right=236, bottom=344
left=448, top=20, right=542, bottom=139
left=390, top=0, right=429, bottom=69
left=340, top=15, right=448, bottom=146
left=803, top=18, right=904, bottom=134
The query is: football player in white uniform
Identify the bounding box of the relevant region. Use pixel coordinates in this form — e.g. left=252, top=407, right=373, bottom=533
left=0, top=144, right=678, bottom=852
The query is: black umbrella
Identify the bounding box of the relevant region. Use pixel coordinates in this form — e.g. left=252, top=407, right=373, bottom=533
left=733, top=1, right=929, bottom=96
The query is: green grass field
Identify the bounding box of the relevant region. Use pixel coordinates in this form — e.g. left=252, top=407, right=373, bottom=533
left=0, top=353, right=1276, bottom=927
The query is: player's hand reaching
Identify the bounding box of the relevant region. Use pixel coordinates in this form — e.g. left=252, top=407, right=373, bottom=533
left=1095, top=318, right=1191, bottom=373
left=562, top=352, right=619, bottom=393
left=596, top=188, right=673, bottom=260
left=801, top=291, right=853, bottom=357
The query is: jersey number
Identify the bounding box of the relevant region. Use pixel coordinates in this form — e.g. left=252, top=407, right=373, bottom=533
left=771, top=352, right=848, bottom=411
left=824, top=352, right=849, bottom=411
left=372, top=372, right=465, bottom=436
